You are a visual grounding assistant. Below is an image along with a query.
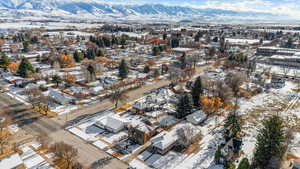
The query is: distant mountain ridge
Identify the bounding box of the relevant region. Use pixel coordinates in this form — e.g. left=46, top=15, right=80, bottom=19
left=0, top=0, right=288, bottom=22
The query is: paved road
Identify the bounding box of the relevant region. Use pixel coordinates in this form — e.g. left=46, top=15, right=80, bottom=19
left=0, top=64, right=210, bottom=168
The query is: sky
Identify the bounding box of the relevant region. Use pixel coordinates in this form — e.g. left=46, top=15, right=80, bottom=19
left=100, top=0, right=300, bottom=18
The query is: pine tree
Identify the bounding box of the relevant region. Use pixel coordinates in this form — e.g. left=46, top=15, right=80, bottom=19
left=176, top=93, right=194, bottom=119
left=224, top=112, right=243, bottom=138
left=118, top=59, right=129, bottom=79
left=286, top=38, right=294, bottom=48
left=191, top=77, right=203, bottom=106
left=22, top=41, right=29, bottom=53
left=52, top=74, right=62, bottom=87
left=163, top=33, right=167, bottom=40
left=143, top=65, right=150, bottom=73
left=73, top=50, right=83, bottom=62
left=252, top=115, right=286, bottom=169
left=237, top=158, right=250, bottom=169
left=152, top=46, right=160, bottom=56
left=17, top=58, right=34, bottom=78
left=180, top=53, right=187, bottom=69
left=214, top=145, right=222, bottom=164
left=0, top=53, right=9, bottom=71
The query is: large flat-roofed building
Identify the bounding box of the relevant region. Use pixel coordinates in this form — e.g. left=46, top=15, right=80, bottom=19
left=269, top=53, right=300, bottom=68
left=257, top=46, right=300, bottom=56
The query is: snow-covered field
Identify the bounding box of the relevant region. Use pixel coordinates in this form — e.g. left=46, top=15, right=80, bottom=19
left=0, top=21, right=103, bottom=30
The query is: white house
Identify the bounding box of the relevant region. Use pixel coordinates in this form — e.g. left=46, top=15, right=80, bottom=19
left=94, top=114, right=128, bottom=133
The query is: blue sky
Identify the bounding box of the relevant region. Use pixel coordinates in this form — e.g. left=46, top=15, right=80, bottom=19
left=100, top=0, right=300, bottom=17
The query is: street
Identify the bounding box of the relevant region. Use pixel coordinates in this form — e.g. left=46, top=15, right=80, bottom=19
left=0, top=64, right=210, bottom=168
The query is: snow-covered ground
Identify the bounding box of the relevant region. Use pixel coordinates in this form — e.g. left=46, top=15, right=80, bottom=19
left=0, top=21, right=103, bottom=30
left=238, top=81, right=300, bottom=162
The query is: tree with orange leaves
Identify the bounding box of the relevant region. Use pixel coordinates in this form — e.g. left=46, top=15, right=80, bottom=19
left=7, top=61, right=20, bottom=74
left=0, top=40, right=5, bottom=47
left=58, top=54, right=76, bottom=68
left=200, top=96, right=223, bottom=115
left=64, top=73, right=77, bottom=85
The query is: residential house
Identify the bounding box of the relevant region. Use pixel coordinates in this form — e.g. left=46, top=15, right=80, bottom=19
left=150, top=130, right=178, bottom=155
left=128, top=123, right=157, bottom=145
left=95, top=114, right=128, bottom=133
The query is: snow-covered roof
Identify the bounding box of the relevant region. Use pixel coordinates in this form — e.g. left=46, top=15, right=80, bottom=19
left=95, top=114, right=128, bottom=132
left=47, top=89, right=72, bottom=104
left=0, top=153, right=23, bottom=169
left=172, top=47, right=194, bottom=52
left=131, top=122, right=155, bottom=133
left=151, top=130, right=178, bottom=150
left=226, top=38, right=270, bottom=45
left=186, top=110, right=207, bottom=124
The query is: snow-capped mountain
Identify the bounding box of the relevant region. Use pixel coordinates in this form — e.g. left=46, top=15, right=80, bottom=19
left=0, top=0, right=287, bottom=22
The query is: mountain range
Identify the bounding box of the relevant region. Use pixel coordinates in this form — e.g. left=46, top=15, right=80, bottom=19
left=0, top=0, right=290, bottom=22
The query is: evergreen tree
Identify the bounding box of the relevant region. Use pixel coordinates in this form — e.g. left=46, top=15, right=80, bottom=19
left=237, top=158, right=250, bottom=169
left=191, top=77, right=203, bottom=107
left=194, top=31, right=204, bottom=42
left=73, top=50, right=83, bottom=62
left=118, top=59, right=129, bottom=79
left=52, top=74, right=62, bottom=87
left=252, top=115, right=286, bottom=169
left=17, top=58, right=34, bottom=78
left=0, top=53, right=9, bottom=71
left=163, top=33, right=167, bottom=40
left=219, top=36, right=226, bottom=53
left=286, top=38, right=294, bottom=48
left=214, top=145, right=222, bottom=164
left=30, top=36, right=38, bottom=44
left=152, top=46, right=160, bottom=56
left=180, top=53, right=187, bottom=69
left=143, top=65, right=150, bottom=73
left=171, top=39, right=179, bottom=48
left=259, top=39, right=263, bottom=44
left=224, top=112, right=243, bottom=138
left=176, top=93, right=194, bottom=119
left=22, top=41, right=29, bottom=53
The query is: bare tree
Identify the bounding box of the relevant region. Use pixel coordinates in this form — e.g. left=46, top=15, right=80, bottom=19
left=225, top=72, right=245, bottom=98
left=39, top=95, right=51, bottom=113
left=225, top=72, right=245, bottom=112
left=50, top=142, right=78, bottom=169
left=176, top=125, right=196, bottom=148
left=25, top=87, right=43, bottom=106
left=215, top=80, right=233, bottom=102
left=109, top=86, right=128, bottom=108
left=37, top=134, right=51, bottom=149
